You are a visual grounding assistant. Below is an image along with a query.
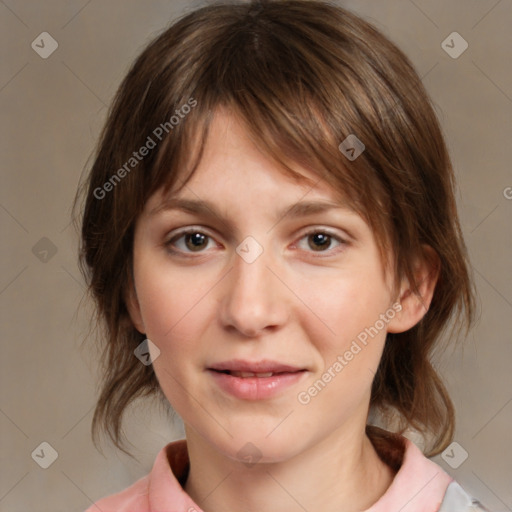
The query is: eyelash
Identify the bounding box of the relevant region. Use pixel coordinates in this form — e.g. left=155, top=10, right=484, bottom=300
left=164, top=226, right=348, bottom=257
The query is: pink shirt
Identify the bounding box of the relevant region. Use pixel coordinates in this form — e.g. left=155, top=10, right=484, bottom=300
left=84, top=431, right=483, bottom=512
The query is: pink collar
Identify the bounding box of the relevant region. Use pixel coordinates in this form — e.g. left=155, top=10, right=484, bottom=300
left=149, top=434, right=453, bottom=512
left=87, top=431, right=453, bottom=512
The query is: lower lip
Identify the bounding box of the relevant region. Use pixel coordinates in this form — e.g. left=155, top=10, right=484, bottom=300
left=208, top=370, right=307, bottom=400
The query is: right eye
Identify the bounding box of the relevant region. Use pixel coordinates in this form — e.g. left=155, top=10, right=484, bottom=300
left=165, top=228, right=219, bottom=255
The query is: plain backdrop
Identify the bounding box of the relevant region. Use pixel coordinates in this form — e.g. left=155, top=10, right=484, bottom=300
left=1, top=1, right=511, bottom=511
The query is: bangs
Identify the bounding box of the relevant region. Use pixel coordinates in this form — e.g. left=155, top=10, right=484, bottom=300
left=150, top=95, right=347, bottom=206
left=143, top=13, right=392, bottom=244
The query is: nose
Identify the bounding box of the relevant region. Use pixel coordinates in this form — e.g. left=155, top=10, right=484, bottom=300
left=219, top=243, right=290, bottom=338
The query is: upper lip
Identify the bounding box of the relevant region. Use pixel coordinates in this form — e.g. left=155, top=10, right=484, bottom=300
left=208, top=359, right=305, bottom=373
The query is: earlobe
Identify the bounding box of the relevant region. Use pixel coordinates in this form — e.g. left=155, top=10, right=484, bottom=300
left=387, top=246, right=440, bottom=334
left=124, top=276, right=146, bottom=334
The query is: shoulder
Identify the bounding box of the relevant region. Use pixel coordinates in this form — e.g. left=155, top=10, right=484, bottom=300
left=366, top=427, right=491, bottom=511
left=365, top=427, right=452, bottom=511
left=439, top=481, right=491, bottom=511
left=83, top=473, right=150, bottom=512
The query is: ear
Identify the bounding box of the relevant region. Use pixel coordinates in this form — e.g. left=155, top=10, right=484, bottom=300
left=124, top=273, right=146, bottom=334
left=386, top=245, right=440, bottom=334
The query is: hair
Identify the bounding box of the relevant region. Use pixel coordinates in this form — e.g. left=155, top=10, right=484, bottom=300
left=73, top=0, right=475, bottom=459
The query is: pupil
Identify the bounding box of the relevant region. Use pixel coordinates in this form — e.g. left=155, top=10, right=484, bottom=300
left=186, top=233, right=206, bottom=251
left=310, top=233, right=330, bottom=251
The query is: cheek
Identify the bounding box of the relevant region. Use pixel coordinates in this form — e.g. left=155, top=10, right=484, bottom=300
left=294, top=265, right=392, bottom=351
left=293, top=268, right=393, bottom=413
left=133, top=264, right=210, bottom=409
left=134, top=253, right=211, bottom=335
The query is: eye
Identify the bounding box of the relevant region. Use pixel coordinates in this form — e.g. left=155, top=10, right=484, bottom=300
left=165, top=228, right=217, bottom=254
left=294, top=229, right=346, bottom=254
left=165, top=227, right=347, bottom=256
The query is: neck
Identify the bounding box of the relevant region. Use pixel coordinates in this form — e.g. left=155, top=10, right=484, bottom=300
left=183, top=424, right=395, bottom=512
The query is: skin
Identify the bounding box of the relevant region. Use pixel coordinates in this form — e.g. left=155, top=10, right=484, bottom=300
left=126, top=109, right=438, bottom=512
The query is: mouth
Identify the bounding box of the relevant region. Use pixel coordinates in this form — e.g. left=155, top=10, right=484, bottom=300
left=208, top=359, right=307, bottom=376
left=207, top=360, right=308, bottom=400
left=210, top=369, right=305, bottom=378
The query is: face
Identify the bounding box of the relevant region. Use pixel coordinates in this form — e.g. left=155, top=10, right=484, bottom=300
left=128, top=110, right=408, bottom=464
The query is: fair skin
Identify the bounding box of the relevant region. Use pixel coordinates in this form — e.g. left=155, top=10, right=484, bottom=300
left=126, top=110, right=438, bottom=512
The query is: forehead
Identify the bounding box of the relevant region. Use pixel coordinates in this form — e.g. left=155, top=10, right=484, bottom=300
left=146, top=109, right=349, bottom=212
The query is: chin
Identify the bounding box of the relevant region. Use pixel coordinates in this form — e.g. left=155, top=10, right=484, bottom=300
left=216, top=429, right=303, bottom=466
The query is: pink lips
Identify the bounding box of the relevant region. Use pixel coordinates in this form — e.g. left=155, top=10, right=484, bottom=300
left=209, top=359, right=304, bottom=374
left=207, top=359, right=308, bottom=400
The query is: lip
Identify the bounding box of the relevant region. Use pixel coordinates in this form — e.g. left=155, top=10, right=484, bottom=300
left=207, top=359, right=308, bottom=400
left=208, top=359, right=304, bottom=373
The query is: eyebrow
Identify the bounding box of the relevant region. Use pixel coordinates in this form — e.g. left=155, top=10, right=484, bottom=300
left=149, top=197, right=352, bottom=224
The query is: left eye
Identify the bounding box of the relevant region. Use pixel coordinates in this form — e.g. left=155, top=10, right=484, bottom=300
left=165, top=229, right=344, bottom=255
left=295, top=230, right=344, bottom=253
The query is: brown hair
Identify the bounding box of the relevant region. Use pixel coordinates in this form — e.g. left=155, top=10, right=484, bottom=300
left=74, top=0, right=475, bottom=458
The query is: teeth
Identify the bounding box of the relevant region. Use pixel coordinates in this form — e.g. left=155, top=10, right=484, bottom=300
left=230, top=371, right=274, bottom=378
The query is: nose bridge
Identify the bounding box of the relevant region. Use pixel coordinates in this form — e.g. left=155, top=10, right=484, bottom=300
left=219, top=237, right=288, bottom=336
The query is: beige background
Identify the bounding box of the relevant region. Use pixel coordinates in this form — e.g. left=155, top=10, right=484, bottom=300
left=1, top=1, right=511, bottom=511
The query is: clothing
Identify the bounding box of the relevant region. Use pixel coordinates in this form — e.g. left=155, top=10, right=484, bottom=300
left=439, top=482, right=490, bottom=511
left=84, top=428, right=488, bottom=512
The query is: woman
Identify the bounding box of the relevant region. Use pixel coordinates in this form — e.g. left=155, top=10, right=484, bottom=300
left=76, top=1, right=486, bottom=510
